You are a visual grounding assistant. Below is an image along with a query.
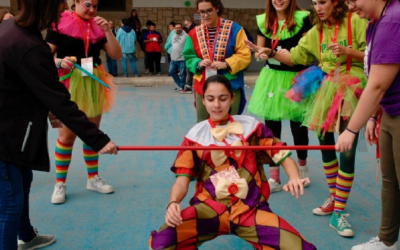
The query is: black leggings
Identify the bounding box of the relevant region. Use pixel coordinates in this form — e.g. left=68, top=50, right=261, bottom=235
left=265, top=120, right=309, bottom=165
left=318, top=118, right=358, bottom=174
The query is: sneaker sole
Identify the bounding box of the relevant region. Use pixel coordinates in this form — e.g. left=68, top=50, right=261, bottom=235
left=51, top=197, right=65, bottom=204
left=270, top=187, right=283, bottom=193
left=86, top=186, right=114, bottom=194
left=23, top=237, right=56, bottom=250
left=329, top=223, right=354, bottom=237
left=312, top=209, right=333, bottom=216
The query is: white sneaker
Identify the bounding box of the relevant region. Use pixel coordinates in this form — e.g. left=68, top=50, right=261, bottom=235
left=268, top=178, right=282, bottom=193
left=299, top=165, right=310, bottom=187
left=87, top=175, right=114, bottom=194
left=51, top=182, right=66, bottom=204
left=352, top=237, right=398, bottom=250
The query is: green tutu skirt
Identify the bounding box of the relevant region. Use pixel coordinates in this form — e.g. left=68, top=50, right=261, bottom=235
left=59, top=65, right=117, bottom=118
left=248, top=67, right=312, bottom=122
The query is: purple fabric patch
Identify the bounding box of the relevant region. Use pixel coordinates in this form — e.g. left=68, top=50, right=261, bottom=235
left=203, top=179, right=216, bottom=198
left=229, top=158, right=238, bottom=168
left=256, top=225, right=280, bottom=248
left=258, top=201, right=273, bottom=213
left=260, top=123, right=275, bottom=139
left=242, top=179, right=260, bottom=208
left=190, top=197, right=201, bottom=206
left=303, top=239, right=317, bottom=250
left=150, top=227, right=177, bottom=250
left=197, top=216, right=219, bottom=236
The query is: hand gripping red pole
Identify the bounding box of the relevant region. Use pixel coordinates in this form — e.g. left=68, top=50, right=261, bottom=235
left=116, top=146, right=336, bottom=151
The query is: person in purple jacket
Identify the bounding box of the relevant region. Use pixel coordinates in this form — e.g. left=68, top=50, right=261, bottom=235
left=336, top=0, right=400, bottom=249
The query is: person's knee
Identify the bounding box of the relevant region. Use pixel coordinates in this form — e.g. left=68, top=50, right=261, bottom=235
left=58, top=134, right=76, bottom=145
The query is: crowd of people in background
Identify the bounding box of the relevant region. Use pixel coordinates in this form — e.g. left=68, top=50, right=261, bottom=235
left=91, top=9, right=206, bottom=93
left=1, top=0, right=400, bottom=249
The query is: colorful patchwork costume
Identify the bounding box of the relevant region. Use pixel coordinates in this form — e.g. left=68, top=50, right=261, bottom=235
left=149, top=115, right=316, bottom=250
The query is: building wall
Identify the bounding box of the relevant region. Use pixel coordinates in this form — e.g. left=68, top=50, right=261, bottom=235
left=0, top=0, right=10, bottom=7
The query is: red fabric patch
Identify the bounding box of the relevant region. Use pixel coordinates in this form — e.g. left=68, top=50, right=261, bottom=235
left=271, top=142, right=286, bottom=157
left=181, top=206, right=197, bottom=220
left=238, top=208, right=256, bottom=227
left=193, top=182, right=203, bottom=197
left=175, top=168, right=195, bottom=177
left=260, top=181, right=271, bottom=202
left=230, top=195, right=239, bottom=205
left=205, top=199, right=227, bottom=216
left=241, top=151, right=258, bottom=176
left=279, top=217, right=301, bottom=237
left=176, top=236, right=197, bottom=250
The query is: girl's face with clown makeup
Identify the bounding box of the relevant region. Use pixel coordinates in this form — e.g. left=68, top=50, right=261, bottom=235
left=75, top=0, right=98, bottom=20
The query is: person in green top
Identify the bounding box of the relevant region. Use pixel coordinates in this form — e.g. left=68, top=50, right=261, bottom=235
left=248, top=0, right=313, bottom=195
left=246, top=0, right=368, bottom=238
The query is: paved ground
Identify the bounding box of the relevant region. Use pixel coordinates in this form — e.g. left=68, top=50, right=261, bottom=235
left=30, top=84, right=388, bottom=249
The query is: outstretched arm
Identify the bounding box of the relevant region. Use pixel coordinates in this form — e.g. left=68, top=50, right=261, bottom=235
left=244, top=39, right=295, bottom=66
left=165, top=176, right=191, bottom=228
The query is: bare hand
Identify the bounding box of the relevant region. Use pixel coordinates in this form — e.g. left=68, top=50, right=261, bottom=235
left=99, top=141, right=118, bottom=155
left=94, top=16, right=110, bottom=32
left=165, top=203, right=182, bottom=227
left=335, top=130, right=357, bottom=153
left=283, top=178, right=308, bottom=198
left=210, top=61, right=228, bottom=70
left=257, top=53, right=269, bottom=61
left=244, top=39, right=271, bottom=55
left=366, top=121, right=378, bottom=146
left=327, top=43, right=349, bottom=56
left=200, top=59, right=212, bottom=68
left=61, top=56, right=77, bottom=70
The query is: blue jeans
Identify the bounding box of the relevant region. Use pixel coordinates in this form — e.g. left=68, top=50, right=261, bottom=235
left=122, top=53, right=139, bottom=77
left=169, top=61, right=187, bottom=89
left=0, top=160, right=35, bottom=249
left=106, top=54, right=118, bottom=76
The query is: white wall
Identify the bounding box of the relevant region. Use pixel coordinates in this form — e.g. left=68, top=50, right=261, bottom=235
left=132, top=0, right=312, bottom=10
left=0, top=0, right=10, bottom=7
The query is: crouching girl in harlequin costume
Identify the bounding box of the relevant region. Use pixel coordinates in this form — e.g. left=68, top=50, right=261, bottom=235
left=149, top=75, right=316, bottom=250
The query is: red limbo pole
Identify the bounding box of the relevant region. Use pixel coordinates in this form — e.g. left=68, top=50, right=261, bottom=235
left=117, top=146, right=336, bottom=151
